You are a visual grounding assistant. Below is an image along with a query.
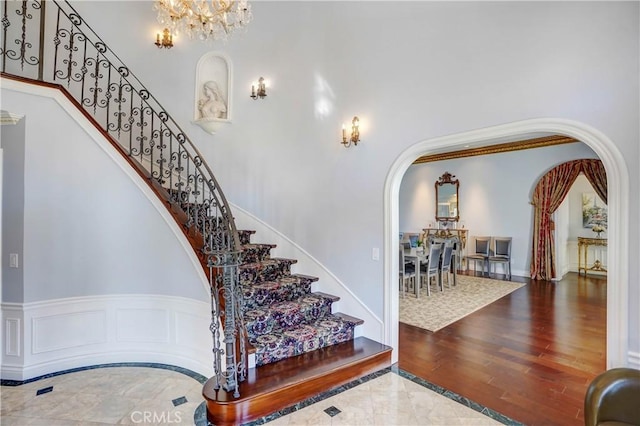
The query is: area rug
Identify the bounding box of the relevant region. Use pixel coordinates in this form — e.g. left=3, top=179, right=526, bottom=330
left=399, top=275, right=525, bottom=332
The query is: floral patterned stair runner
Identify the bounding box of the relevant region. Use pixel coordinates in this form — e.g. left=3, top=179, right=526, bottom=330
left=238, top=229, right=363, bottom=367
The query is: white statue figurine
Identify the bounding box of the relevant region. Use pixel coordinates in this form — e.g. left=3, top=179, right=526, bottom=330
left=198, top=81, right=227, bottom=120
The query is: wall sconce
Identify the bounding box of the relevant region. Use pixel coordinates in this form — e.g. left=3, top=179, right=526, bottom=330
left=155, top=28, right=173, bottom=49
left=250, top=77, right=267, bottom=100
left=341, top=116, right=360, bottom=147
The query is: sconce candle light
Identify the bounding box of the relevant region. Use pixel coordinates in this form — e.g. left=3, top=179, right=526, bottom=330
left=155, top=28, right=173, bottom=49
left=341, top=116, right=360, bottom=147
left=250, top=77, right=267, bottom=100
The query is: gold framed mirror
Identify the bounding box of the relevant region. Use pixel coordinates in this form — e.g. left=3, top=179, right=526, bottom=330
left=435, top=172, right=459, bottom=223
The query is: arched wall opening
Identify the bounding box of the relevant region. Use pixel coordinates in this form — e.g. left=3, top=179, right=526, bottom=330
left=383, top=118, right=629, bottom=368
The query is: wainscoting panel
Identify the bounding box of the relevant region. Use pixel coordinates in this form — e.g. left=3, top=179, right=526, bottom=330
left=4, top=318, right=21, bottom=357
left=33, top=311, right=107, bottom=353
left=116, top=308, right=170, bottom=343
left=1, top=304, right=25, bottom=371
left=175, top=311, right=212, bottom=351
left=0, top=295, right=212, bottom=381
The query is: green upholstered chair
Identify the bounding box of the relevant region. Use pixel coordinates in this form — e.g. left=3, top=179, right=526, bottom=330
left=584, top=367, right=640, bottom=426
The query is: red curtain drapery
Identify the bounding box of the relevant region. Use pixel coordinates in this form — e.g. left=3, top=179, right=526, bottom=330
left=530, top=159, right=607, bottom=280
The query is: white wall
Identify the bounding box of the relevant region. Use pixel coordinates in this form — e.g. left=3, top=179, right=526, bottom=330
left=1, top=121, right=26, bottom=303
left=399, top=143, right=599, bottom=278
left=22, top=1, right=640, bottom=361
left=1, top=88, right=208, bottom=303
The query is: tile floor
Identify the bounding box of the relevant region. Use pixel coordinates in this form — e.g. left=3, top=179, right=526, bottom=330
left=1, top=365, right=508, bottom=425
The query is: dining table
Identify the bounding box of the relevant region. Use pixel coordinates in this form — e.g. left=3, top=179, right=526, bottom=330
left=404, top=246, right=459, bottom=297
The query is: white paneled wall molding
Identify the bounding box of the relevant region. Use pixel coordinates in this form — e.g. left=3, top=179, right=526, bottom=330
left=0, top=295, right=213, bottom=381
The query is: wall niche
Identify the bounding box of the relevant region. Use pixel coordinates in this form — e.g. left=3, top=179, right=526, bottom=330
left=192, top=52, right=232, bottom=135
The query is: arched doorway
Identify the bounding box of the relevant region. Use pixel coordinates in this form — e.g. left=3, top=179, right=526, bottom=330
left=383, top=118, right=629, bottom=368
left=530, top=159, right=607, bottom=281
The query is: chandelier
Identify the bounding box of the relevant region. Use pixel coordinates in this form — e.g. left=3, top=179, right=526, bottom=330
left=154, top=0, right=252, bottom=42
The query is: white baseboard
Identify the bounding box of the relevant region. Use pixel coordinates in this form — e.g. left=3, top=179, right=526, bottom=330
left=628, top=351, right=640, bottom=370
left=1, top=295, right=214, bottom=381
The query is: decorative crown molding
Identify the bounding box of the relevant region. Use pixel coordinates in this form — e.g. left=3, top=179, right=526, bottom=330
left=413, top=135, right=578, bottom=164
left=0, top=110, right=25, bottom=125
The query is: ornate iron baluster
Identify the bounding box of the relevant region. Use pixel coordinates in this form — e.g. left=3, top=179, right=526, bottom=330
left=1, top=0, right=42, bottom=77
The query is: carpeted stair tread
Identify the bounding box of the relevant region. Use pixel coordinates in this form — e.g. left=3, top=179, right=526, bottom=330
left=333, top=312, right=365, bottom=326
left=242, top=243, right=277, bottom=263
left=311, top=291, right=340, bottom=303
left=245, top=293, right=336, bottom=339
left=250, top=314, right=359, bottom=366
left=239, top=258, right=298, bottom=285
left=237, top=227, right=363, bottom=368
left=242, top=276, right=317, bottom=310
left=291, top=273, right=320, bottom=282
left=237, top=229, right=256, bottom=245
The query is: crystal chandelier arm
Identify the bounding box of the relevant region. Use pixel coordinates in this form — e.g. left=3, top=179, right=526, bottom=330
left=155, top=0, right=252, bottom=41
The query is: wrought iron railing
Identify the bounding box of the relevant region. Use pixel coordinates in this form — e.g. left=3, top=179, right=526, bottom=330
left=1, top=0, right=245, bottom=396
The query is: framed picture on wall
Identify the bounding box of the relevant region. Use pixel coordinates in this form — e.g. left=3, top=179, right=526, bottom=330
left=582, top=192, right=607, bottom=229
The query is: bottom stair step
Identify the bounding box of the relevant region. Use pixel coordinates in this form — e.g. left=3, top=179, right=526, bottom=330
left=203, top=336, right=391, bottom=426
left=250, top=313, right=361, bottom=366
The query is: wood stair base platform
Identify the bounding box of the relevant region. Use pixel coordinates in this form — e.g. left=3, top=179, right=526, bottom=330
left=203, top=337, right=391, bottom=426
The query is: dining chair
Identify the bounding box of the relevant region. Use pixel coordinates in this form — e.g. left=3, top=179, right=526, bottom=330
left=439, top=241, right=455, bottom=290
left=421, top=242, right=443, bottom=296
left=488, top=237, right=512, bottom=280
left=466, top=236, right=491, bottom=277
left=399, top=245, right=416, bottom=297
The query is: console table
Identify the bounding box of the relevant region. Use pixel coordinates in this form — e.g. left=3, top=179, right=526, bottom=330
left=422, top=227, right=469, bottom=270
left=422, top=227, right=468, bottom=248
left=578, top=237, right=607, bottom=276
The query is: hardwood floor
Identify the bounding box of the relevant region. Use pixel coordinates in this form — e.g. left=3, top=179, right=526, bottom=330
left=398, top=272, right=607, bottom=426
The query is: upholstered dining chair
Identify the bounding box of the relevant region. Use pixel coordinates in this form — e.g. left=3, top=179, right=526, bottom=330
left=488, top=237, right=512, bottom=280
left=399, top=245, right=416, bottom=298
left=466, top=236, right=491, bottom=277
left=439, top=242, right=455, bottom=290
left=421, top=242, right=442, bottom=296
